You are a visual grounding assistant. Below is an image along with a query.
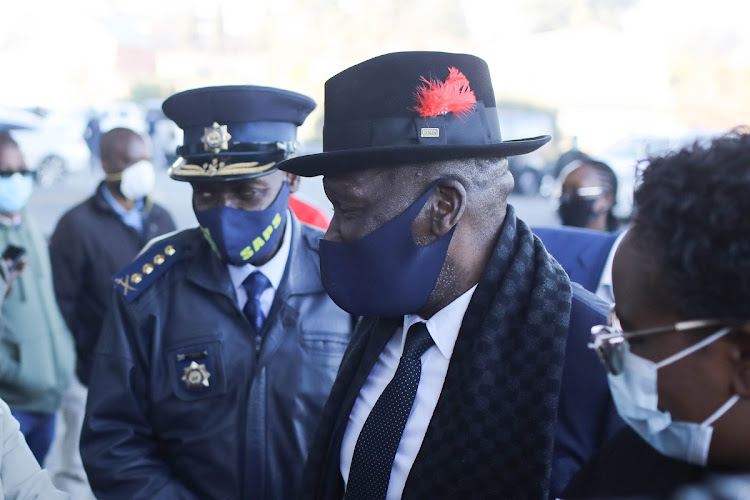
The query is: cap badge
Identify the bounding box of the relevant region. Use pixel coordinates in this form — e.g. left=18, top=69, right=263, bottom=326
left=202, top=122, right=232, bottom=153
left=413, top=67, right=477, bottom=118
left=181, top=361, right=211, bottom=390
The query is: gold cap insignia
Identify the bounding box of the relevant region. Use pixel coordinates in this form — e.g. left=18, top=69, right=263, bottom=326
left=181, top=361, right=211, bottom=390
left=202, top=122, right=232, bottom=153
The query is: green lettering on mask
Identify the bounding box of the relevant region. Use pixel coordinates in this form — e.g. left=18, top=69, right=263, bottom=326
left=272, top=213, right=282, bottom=228
left=252, top=237, right=265, bottom=252
left=240, top=246, right=254, bottom=261
left=262, top=225, right=273, bottom=241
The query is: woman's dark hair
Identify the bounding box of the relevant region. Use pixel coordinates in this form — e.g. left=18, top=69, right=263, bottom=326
left=580, top=159, right=619, bottom=231
left=631, top=128, right=750, bottom=319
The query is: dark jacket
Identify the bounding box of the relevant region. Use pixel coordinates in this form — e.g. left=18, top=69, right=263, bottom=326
left=80, top=217, right=354, bottom=500
left=302, top=221, right=622, bottom=499
left=48, top=183, right=175, bottom=385
left=533, top=226, right=620, bottom=294
left=563, top=426, right=725, bottom=499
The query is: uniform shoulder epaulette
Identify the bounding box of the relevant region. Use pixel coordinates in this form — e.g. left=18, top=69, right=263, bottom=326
left=112, top=240, right=180, bottom=302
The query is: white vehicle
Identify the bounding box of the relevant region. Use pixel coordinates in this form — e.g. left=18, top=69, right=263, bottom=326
left=9, top=109, right=91, bottom=187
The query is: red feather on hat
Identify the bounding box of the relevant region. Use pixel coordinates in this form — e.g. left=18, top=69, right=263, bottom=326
left=413, top=67, right=477, bottom=118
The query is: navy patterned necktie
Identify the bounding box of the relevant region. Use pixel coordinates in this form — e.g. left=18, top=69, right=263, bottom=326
left=345, top=322, right=434, bottom=500
left=242, top=271, right=271, bottom=333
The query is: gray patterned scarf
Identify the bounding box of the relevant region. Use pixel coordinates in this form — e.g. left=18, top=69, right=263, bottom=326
left=402, top=205, right=572, bottom=499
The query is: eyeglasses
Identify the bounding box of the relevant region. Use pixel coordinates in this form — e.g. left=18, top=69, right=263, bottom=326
left=554, top=186, right=605, bottom=199
left=588, top=305, right=733, bottom=375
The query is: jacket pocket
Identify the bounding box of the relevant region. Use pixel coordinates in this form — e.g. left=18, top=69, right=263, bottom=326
left=165, top=338, right=227, bottom=401
left=300, top=331, right=349, bottom=356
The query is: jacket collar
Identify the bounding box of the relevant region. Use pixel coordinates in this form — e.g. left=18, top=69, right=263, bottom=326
left=276, top=214, right=326, bottom=298
left=92, top=181, right=153, bottom=218
left=185, top=230, right=236, bottom=300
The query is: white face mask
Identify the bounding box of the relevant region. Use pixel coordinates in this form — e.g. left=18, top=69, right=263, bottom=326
left=118, top=160, right=155, bottom=201
left=608, top=327, right=740, bottom=466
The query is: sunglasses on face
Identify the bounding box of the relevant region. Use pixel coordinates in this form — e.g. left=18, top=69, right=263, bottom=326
left=0, top=170, right=34, bottom=178
left=554, top=186, right=605, bottom=200
left=588, top=305, right=732, bottom=375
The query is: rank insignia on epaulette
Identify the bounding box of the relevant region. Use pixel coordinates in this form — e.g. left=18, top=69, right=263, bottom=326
left=112, top=242, right=180, bottom=302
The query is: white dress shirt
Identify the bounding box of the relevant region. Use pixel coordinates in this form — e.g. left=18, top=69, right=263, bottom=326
left=340, top=284, right=478, bottom=499
left=227, top=210, right=292, bottom=315
left=594, top=229, right=627, bottom=304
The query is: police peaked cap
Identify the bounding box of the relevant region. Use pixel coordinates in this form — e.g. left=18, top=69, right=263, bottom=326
left=163, top=85, right=316, bottom=182
left=278, top=51, right=550, bottom=177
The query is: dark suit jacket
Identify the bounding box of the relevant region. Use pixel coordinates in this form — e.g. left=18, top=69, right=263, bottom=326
left=302, top=284, right=623, bottom=498
left=533, top=226, right=621, bottom=294
left=563, top=427, right=714, bottom=499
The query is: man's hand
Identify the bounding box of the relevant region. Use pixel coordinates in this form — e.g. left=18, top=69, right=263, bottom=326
left=4, top=259, right=26, bottom=296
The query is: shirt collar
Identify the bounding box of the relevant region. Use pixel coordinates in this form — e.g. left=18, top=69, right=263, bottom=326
left=227, top=209, right=293, bottom=292
left=402, top=284, right=478, bottom=360
left=100, top=184, right=144, bottom=217
left=598, top=229, right=628, bottom=290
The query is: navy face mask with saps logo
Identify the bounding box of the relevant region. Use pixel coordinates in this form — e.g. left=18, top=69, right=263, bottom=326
left=319, top=181, right=456, bottom=317
left=195, top=181, right=290, bottom=266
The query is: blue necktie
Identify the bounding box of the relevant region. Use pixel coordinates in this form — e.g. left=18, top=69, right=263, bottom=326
left=242, top=271, right=271, bottom=334
left=345, top=322, right=434, bottom=500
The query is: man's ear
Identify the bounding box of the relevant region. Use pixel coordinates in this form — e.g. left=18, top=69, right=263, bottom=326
left=286, top=173, right=301, bottom=193
left=413, top=179, right=466, bottom=243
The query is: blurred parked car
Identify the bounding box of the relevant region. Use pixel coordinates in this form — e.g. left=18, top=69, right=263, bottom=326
left=595, top=131, right=720, bottom=220
left=0, top=106, right=42, bottom=131
left=498, top=106, right=559, bottom=196
left=10, top=108, right=91, bottom=187
left=144, top=98, right=183, bottom=167
left=98, top=102, right=148, bottom=135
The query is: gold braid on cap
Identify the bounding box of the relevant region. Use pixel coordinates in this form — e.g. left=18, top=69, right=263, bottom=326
left=170, top=157, right=277, bottom=177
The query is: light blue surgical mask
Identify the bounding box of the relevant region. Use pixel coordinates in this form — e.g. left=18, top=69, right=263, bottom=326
left=0, top=173, right=34, bottom=213
left=608, top=327, right=740, bottom=466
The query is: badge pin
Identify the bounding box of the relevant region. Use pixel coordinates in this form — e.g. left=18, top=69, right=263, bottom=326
left=420, top=127, right=440, bottom=138
left=202, top=122, right=232, bottom=153
left=181, top=361, right=211, bottom=390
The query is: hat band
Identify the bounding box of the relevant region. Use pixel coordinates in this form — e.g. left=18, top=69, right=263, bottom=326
left=177, top=141, right=292, bottom=157
left=323, top=103, right=500, bottom=152
left=183, top=121, right=298, bottom=146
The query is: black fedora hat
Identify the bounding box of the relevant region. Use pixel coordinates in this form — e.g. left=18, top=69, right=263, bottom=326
left=162, top=85, right=316, bottom=182
left=279, top=51, right=550, bottom=177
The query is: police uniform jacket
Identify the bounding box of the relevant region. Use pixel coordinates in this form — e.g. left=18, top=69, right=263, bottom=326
left=80, top=215, right=354, bottom=500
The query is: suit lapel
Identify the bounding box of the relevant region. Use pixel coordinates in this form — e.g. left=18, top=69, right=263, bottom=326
left=574, top=233, right=616, bottom=291
left=320, top=316, right=401, bottom=496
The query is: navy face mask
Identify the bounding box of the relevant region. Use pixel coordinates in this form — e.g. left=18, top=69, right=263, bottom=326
left=320, top=182, right=456, bottom=317
left=195, top=181, right=290, bottom=266
left=558, top=194, right=597, bottom=228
